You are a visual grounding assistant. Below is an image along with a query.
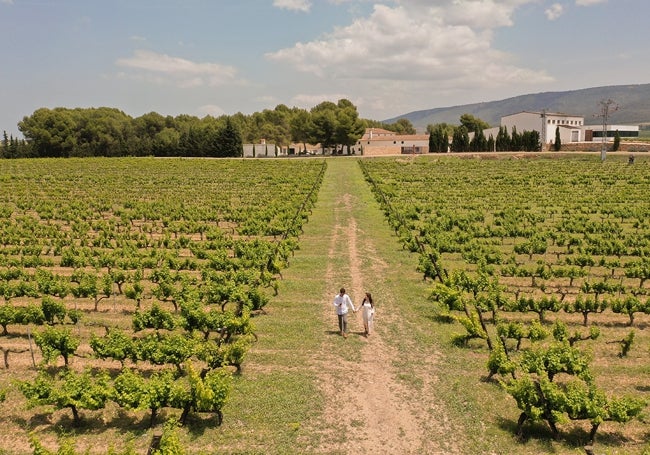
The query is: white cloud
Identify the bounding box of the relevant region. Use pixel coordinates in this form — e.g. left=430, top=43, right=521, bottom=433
left=196, top=104, right=226, bottom=117
left=273, top=0, right=311, bottom=12
left=545, top=3, right=564, bottom=20
left=576, top=0, right=607, bottom=5
left=266, top=1, right=551, bottom=89
left=1, top=0, right=14, bottom=4
left=115, top=50, right=239, bottom=88
left=255, top=95, right=278, bottom=105
left=290, top=93, right=351, bottom=109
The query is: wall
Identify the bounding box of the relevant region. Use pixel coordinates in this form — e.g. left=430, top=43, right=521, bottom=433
left=557, top=141, right=650, bottom=152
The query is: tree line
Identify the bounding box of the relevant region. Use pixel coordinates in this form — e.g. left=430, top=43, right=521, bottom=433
left=1, top=100, right=406, bottom=159
left=2, top=101, right=548, bottom=158
left=427, top=113, right=541, bottom=153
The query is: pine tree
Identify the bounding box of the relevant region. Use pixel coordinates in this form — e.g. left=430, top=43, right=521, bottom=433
left=2, top=131, right=8, bottom=158
left=215, top=117, right=243, bottom=157
left=613, top=130, right=621, bottom=151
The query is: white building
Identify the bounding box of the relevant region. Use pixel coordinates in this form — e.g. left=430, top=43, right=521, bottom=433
left=242, top=139, right=281, bottom=157
left=583, top=124, right=640, bottom=141
left=501, top=111, right=584, bottom=146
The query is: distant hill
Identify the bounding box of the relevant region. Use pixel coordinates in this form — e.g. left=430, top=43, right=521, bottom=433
left=385, top=84, right=650, bottom=132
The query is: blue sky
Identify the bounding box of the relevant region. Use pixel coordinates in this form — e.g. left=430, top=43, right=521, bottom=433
left=1, top=0, right=648, bottom=136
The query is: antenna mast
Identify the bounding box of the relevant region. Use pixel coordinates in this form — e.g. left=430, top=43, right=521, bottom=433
left=596, top=98, right=618, bottom=161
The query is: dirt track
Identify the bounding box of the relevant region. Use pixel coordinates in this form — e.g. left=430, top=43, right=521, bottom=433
left=302, top=158, right=461, bottom=454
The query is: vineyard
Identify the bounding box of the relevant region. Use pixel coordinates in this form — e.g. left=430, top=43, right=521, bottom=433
left=360, top=153, right=650, bottom=452
left=0, top=157, right=325, bottom=453
left=2, top=154, right=650, bottom=454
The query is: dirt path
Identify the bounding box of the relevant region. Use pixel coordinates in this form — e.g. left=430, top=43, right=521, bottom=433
left=306, top=159, right=461, bottom=454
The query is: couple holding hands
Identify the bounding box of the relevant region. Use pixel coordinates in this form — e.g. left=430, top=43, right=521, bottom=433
left=332, top=287, right=375, bottom=338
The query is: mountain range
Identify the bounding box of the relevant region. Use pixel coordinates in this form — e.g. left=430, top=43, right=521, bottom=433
left=385, top=83, right=650, bottom=132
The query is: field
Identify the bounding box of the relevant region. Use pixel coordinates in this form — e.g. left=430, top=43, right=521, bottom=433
left=359, top=153, right=650, bottom=453
left=1, top=154, right=650, bottom=454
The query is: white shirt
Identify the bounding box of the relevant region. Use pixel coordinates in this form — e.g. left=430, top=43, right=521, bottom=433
left=333, top=293, right=355, bottom=315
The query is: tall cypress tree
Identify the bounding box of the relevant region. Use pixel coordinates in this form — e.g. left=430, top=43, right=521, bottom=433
left=428, top=124, right=448, bottom=153
left=470, top=127, right=487, bottom=152
left=1, top=131, right=7, bottom=158
left=511, top=126, right=521, bottom=151
left=451, top=126, right=470, bottom=152
left=554, top=126, right=561, bottom=151
left=496, top=126, right=511, bottom=151
left=613, top=130, right=621, bottom=151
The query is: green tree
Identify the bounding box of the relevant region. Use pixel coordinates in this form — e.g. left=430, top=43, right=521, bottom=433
left=521, top=130, right=541, bottom=152
left=214, top=117, right=243, bottom=157
left=510, top=126, right=521, bottom=151
left=18, top=108, right=77, bottom=157
left=289, top=108, right=314, bottom=152
left=310, top=101, right=337, bottom=153
left=459, top=113, right=490, bottom=133
left=554, top=126, right=561, bottom=151
left=1, top=130, right=8, bottom=158
left=391, top=118, right=416, bottom=135
left=334, top=99, right=365, bottom=155
left=470, top=127, right=487, bottom=152
left=495, top=126, right=511, bottom=151
left=428, top=124, right=447, bottom=153
left=73, top=107, right=131, bottom=157
left=450, top=126, right=470, bottom=152
left=613, top=129, right=621, bottom=151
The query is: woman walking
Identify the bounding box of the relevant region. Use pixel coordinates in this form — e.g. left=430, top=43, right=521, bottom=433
left=359, top=292, right=375, bottom=337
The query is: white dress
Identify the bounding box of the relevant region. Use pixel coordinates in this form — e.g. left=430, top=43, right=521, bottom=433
left=360, top=301, right=374, bottom=334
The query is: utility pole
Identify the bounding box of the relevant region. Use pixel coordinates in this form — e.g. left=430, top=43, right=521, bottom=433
left=596, top=99, right=618, bottom=161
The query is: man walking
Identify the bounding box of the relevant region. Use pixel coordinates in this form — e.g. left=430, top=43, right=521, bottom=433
left=333, top=287, right=356, bottom=337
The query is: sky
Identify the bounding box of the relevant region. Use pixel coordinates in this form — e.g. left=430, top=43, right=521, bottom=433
left=1, top=0, right=648, bottom=136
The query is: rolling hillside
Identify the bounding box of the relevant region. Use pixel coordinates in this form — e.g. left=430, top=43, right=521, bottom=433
left=385, top=83, right=650, bottom=132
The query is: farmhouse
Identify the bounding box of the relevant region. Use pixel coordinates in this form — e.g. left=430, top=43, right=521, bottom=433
left=355, top=128, right=430, bottom=156
left=244, top=112, right=642, bottom=158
